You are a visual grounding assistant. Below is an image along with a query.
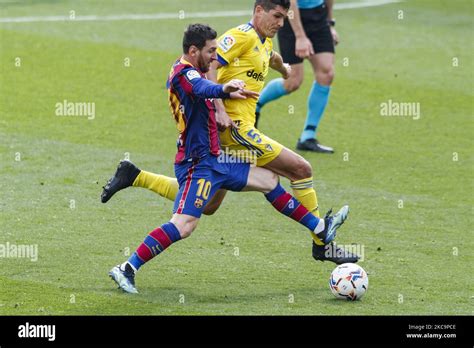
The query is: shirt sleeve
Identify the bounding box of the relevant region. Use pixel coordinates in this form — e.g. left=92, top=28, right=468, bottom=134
left=216, top=29, right=253, bottom=66
left=177, top=67, right=230, bottom=99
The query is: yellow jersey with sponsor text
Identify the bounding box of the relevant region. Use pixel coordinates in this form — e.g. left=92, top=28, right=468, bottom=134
left=216, top=23, right=273, bottom=125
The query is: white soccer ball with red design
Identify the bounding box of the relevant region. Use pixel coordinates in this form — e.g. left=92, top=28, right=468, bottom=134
left=329, top=263, right=368, bottom=301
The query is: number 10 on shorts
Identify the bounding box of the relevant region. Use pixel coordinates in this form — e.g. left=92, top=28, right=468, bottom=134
left=196, top=179, right=212, bottom=200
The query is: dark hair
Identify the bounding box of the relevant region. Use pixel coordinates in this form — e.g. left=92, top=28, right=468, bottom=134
left=254, top=0, right=291, bottom=12
left=182, top=24, right=217, bottom=54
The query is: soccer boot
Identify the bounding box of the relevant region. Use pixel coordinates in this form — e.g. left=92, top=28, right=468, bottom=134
left=109, top=263, right=138, bottom=294
left=312, top=242, right=360, bottom=264
left=101, top=160, right=140, bottom=203
left=296, top=138, right=334, bottom=154
left=314, top=206, right=349, bottom=245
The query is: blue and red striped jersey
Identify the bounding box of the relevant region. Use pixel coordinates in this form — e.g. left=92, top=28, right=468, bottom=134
left=167, top=57, right=229, bottom=164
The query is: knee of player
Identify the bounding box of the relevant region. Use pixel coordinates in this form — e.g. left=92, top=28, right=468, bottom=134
left=317, top=68, right=335, bottom=85
left=178, top=224, right=195, bottom=239
left=285, top=78, right=303, bottom=93
left=266, top=170, right=279, bottom=190
left=171, top=218, right=198, bottom=239
left=295, top=159, right=313, bottom=179
left=326, top=69, right=335, bottom=83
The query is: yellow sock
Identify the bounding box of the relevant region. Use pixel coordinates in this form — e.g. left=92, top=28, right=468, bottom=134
left=291, top=177, right=324, bottom=245
left=132, top=170, right=178, bottom=202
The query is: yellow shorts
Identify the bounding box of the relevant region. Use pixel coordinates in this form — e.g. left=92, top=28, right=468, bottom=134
left=219, top=121, right=284, bottom=166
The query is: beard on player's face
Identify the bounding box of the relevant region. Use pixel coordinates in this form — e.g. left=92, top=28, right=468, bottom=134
left=196, top=40, right=217, bottom=73
left=197, top=53, right=210, bottom=73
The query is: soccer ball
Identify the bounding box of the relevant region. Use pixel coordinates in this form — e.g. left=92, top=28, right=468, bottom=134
left=329, top=263, right=368, bottom=301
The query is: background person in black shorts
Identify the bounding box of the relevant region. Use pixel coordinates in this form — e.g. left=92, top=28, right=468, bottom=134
left=255, top=0, right=338, bottom=153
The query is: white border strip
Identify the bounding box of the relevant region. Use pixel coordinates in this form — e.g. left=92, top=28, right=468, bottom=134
left=337, top=0, right=401, bottom=10
left=0, top=0, right=402, bottom=24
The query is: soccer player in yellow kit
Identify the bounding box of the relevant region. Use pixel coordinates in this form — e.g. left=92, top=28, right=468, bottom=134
left=101, top=0, right=359, bottom=264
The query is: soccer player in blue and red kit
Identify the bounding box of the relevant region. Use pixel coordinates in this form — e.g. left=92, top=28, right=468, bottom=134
left=108, top=24, right=349, bottom=294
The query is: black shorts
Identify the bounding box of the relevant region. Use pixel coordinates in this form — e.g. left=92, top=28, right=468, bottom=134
left=278, top=3, right=335, bottom=65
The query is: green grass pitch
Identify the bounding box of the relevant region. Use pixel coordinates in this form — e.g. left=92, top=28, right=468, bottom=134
left=0, top=0, right=472, bottom=315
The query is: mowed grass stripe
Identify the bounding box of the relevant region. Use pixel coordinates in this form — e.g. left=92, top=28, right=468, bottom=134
left=0, top=0, right=472, bottom=315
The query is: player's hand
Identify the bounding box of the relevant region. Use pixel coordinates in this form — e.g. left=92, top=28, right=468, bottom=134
left=330, top=27, right=339, bottom=46
left=229, top=89, right=260, bottom=100
left=216, top=109, right=239, bottom=131
left=224, top=79, right=259, bottom=100
left=295, top=36, right=314, bottom=58
left=223, top=79, right=246, bottom=93
left=281, top=63, right=291, bottom=80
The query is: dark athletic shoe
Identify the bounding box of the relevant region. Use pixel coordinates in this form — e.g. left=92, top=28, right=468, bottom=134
left=312, top=242, right=360, bottom=264
left=100, top=160, right=140, bottom=203
left=315, top=206, right=349, bottom=245
left=296, top=138, right=334, bottom=153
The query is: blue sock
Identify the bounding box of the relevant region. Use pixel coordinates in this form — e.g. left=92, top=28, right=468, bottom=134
left=300, top=82, right=330, bottom=142
left=127, top=222, right=181, bottom=271
left=256, top=78, right=288, bottom=113
left=265, top=183, right=320, bottom=233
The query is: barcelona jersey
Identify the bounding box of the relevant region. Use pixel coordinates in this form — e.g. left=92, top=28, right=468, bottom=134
left=167, top=57, right=229, bottom=164
left=167, top=58, right=251, bottom=218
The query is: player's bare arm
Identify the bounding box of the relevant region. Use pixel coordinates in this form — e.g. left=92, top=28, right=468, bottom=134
left=288, top=0, right=314, bottom=58
left=270, top=51, right=291, bottom=79
left=224, top=79, right=260, bottom=99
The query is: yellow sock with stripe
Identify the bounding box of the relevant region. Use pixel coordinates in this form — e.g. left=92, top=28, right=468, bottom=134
left=290, top=177, right=324, bottom=245
left=132, top=170, right=178, bottom=202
